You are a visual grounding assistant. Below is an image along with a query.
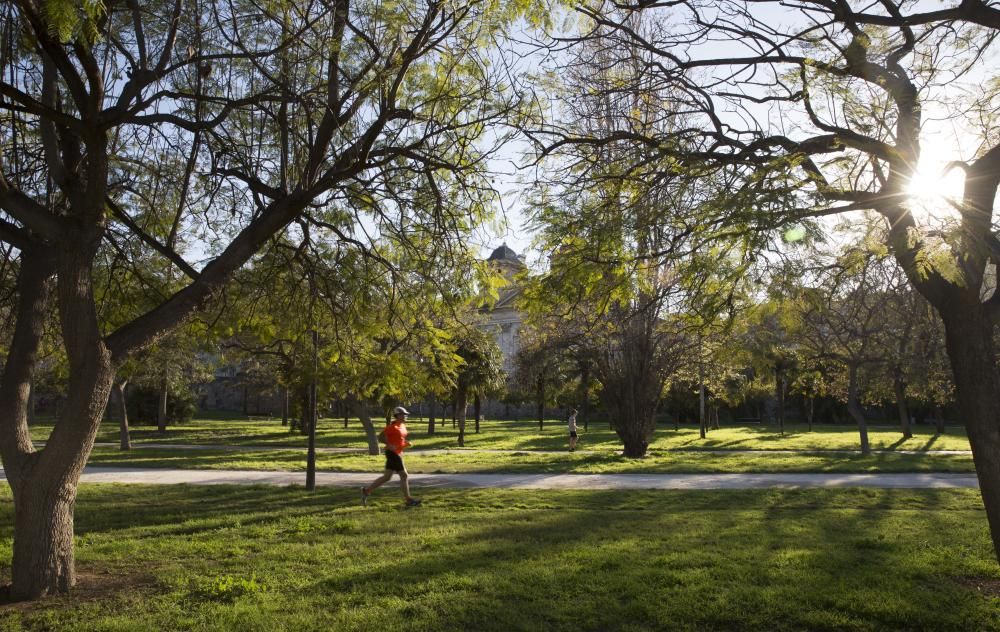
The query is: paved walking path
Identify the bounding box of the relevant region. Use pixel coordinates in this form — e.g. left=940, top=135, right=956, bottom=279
left=1, top=466, right=978, bottom=490
left=83, top=442, right=974, bottom=456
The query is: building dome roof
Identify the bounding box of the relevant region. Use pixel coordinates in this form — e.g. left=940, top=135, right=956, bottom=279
left=487, top=243, right=523, bottom=265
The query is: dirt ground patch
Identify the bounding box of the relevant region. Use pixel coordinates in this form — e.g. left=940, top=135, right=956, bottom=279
left=0, top=568, right=157, bottom=612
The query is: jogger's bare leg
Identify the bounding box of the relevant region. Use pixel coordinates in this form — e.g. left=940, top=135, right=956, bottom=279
left=398, top=468, right=412, bottom=499
left=366, top=469, right=395, bottom=493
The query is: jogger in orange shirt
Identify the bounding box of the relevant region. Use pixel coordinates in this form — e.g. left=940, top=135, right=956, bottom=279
left=361, top=406, right=422, bottom=507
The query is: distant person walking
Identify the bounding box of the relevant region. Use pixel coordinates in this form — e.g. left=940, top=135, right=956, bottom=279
left=361, top=406, right=422, bottom=507
left=568, top=408, right=579, bottom=452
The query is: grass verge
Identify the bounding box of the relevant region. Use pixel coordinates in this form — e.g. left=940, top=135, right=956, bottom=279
left=31, top=418, right=974, bottom=453
left=0, top=485, right=997, bottom=631
left=84, top=445, right=976, bottom=474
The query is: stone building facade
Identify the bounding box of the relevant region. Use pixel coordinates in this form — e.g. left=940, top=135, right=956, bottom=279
left=481, top=244, right=525, bottom=376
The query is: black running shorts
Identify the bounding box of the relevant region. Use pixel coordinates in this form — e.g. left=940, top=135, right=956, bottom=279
left=385, top=450, right=405, bottom=472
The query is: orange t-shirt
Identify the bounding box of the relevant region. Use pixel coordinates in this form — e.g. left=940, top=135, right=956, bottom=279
left=384, top=421, right=408, bottom=455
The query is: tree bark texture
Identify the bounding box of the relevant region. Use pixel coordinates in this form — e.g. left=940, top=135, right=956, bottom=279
left=11, top=479, right=77, bottom=599
left=1, top=250, right=115, bottom=599
left=940, top=303, right=1000, bottom=562
left=349, top=398, right=380, bottom=455
left=847, top=364, right=870, bottom=455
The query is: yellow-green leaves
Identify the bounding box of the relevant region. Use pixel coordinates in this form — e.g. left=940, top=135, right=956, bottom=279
left=43, top=0, right=104, bottom=45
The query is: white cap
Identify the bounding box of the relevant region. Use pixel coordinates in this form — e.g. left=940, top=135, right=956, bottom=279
left=393, top=406, right=410, bottom=416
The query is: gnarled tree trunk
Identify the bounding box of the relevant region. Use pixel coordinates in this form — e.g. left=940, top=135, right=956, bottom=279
left=349, top=397, right=380, bottom=455
left=1, top=250, right=115, bottom=600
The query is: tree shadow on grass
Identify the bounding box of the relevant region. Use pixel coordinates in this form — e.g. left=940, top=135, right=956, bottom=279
left=321, top=488, right=995, bottom=631
left=0, top=485, right=348, bottom=540
left=0, top=486, right=994, bottom=630
left=921, top=433, right=941, bottom=452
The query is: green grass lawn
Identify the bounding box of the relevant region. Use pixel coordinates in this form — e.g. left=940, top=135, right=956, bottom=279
left=30, top=416, right=973, bottom=452
left=83, top=444, right=977, bottom=474
left=32, top=416, right=970, bottom=474
left=0, top=485, right=996, bottom=631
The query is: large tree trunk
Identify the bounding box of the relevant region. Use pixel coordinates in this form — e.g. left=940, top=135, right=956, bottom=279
left=114, top=380, right=131, bottom=450
left=156, top=378, right=168, bottom=434
left=847, top=363, right=870, bottom=455
left=1, top=250, right=115, bottom=600
left=427, top=399, right=436, bottom=435
left=940, top=303, right=1000, bottom=563
left=349, top=398, right=380, bottom=455
left=11, top=477, right=77, bottom=599
left=893, top=368, right=912, bottom=439
left=457, top=388, right=468, bottom=447
left=615, top=407, right=654, bottom=457
left=605, top=385, right=658, bottom=458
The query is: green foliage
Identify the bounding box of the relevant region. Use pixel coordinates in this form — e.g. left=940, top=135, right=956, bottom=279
left=42, top=0, right=104, bottom=44
left=455, top=324, right=507, bottom=397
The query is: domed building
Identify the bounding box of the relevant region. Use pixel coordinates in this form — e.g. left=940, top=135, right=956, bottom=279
left=483, top=243, right=526, bottom=377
